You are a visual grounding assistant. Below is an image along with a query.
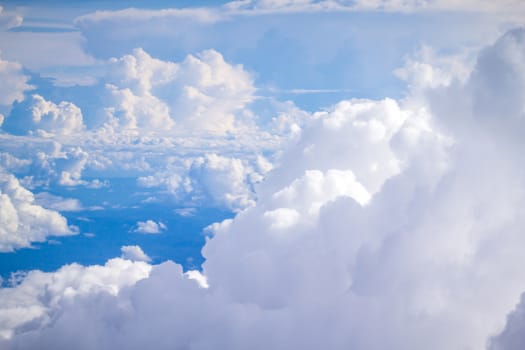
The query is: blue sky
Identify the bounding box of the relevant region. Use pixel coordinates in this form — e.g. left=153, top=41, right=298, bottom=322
left=1, top=1, right=525, bottom=349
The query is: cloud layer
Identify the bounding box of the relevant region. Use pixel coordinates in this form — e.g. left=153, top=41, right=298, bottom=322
left=1, top=27, right=525, bottom=350
left=0, top=47, right=282, bottom=211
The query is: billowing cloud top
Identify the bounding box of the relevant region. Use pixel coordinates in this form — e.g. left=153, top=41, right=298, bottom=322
left=103, top=48, right=255, bottom=133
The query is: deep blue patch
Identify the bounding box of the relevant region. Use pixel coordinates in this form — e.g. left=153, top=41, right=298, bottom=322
left=0, top=178, right=233, bottom=282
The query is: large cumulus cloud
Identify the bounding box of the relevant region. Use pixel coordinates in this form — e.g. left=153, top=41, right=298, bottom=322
left=102, top=48, right=255, bottom=134
left=2, top=27, right=525, bottom=350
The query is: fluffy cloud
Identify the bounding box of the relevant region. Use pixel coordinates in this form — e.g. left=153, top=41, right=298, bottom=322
left=0, top=56, right=32, bottom=108
left=264, top=97, right=448, bottom=199
left=2, top=25, right=525, bottom=350
left=0, top=170, right=77, bottom=252
left=132, top=220, right=166, bottom=234
left=187, top=154, right=258, bottom=210
left=39, top=145, right=90, bottom=187
left=102, top=48, right=255, bottom=134
left=120, top=245, right=151, bottom=262
left=137, top=153, right=272, bottom=211
left=0, top=258, right=151, bottom=341
left=2, top=95, right=84, bottom=136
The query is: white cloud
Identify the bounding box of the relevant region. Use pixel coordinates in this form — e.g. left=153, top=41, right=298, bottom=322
left=55, top=147, right=89, bottom=186
left=0, top=258, right=151, bottom=341
left=198, top=29, right=525, bottom=349
left=137, top=153, right=272, bottom=211
left=184, top=269, right=209, bottom=288
left=0, top=170, right=77, bottom=252
left=263, top=97, right=447, bottom=200
left=271, top=169, right=371, bottom=213
left=0, top=55, right=32, bottom=107
left=188, top=154, right=257, bottom=210
left=0, top=140, right=105, bottom=189
left=102, top=48, right=256, bottom=134
left=132, top=220, right=167, bottom=234
left=2, top=94, right=85, bottom=136
left=120, top=245, right=151, bottom=262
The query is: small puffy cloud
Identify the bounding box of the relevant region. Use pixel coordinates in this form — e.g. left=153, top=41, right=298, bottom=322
left=120, top=245, right=151, bottom=262
left=2, top=94, right=84, bottom=136
left=0, top=170, right=77, bottom=252
left=0, top=55, right=32, bottom=107
left=133, top=220, right=167, bottom=234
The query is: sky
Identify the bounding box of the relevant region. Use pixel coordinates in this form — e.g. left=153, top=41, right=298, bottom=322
left=1, top=0, right=525, bottom=349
